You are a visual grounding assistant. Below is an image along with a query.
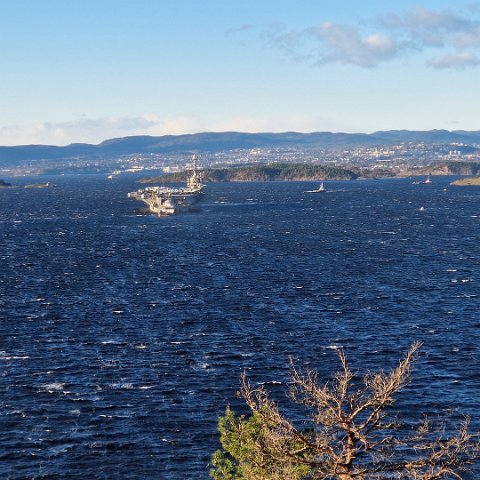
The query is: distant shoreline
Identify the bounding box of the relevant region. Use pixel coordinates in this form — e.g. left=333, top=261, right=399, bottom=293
left=138, top=162, right=480, bottom=184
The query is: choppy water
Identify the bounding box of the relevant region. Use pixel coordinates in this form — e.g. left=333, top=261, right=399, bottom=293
left=1, top=174, right=479, bottom=479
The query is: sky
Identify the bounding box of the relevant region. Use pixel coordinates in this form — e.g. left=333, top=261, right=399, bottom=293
left=1, top=0, right=480, bottom=146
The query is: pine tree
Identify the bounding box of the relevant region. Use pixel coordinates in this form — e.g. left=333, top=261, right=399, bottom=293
left=211, top=343, right=480, bottom=479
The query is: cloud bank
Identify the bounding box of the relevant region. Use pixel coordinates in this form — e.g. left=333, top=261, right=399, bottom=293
left=0, top=113, right=350, bottom=147
left=0, top=115, right=203, bottom=146
left=263, top=5, right=480, bottom=69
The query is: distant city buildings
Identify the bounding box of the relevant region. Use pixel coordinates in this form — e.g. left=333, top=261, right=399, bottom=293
left=1, top=141, right=479, bottom=176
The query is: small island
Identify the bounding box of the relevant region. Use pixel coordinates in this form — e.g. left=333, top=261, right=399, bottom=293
left=139, top=163, right=395, bottom=184
left=0, top=179, right=13, bottom=188
left=24, top=182, right=51, bottom=189
left=137, top=161, right=480, bottom=186
left=450, top=177, right=480, bottom=186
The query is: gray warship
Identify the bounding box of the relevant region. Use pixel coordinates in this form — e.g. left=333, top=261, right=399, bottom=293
left=128, top=154, right=204, bottom=215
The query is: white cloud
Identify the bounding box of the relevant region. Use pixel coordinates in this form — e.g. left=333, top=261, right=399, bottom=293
left=379, top=6, right=480, bottom=67
left=143, top=116, right=203, bottom=137
left=263, top=20, right=403, bottom=68
left=364, top=34, right=392, bottom=49
left=0, top=113, right=357, bottom=146
left=0, top=115, right=206, bottom=146
left=427, top=51, right=480, bottom=68
left=209, top=114, right=354, bottom=134
left=262, top=23, right=311, bottom=63
left=309, top=23, right=399, bottom=67
left=379, top=6, right=480, bottom=48
left=260, top=4, right=480, bottom=69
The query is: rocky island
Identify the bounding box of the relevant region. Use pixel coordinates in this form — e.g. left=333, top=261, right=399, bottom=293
left=450, top=177, right=480, bottom=186
left=0, top=179, right=13, bottom=188
left=138, top=160, right=480, bottom=185
left=139, top=163, right=395, bottom=184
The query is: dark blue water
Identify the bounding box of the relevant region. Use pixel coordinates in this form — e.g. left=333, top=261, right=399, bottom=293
left=1, top=175, right=479, bottom=479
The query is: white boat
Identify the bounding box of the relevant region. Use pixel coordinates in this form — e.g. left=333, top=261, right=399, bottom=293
left=304, top=182, right=326, bottom=193
left=412, top=176, right=431, bottom=185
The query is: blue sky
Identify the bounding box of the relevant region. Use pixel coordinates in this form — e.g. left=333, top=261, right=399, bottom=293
left=1, top=0, right=479, bottom=146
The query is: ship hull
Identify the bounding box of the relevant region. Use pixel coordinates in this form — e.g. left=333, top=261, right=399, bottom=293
left=128, top=188, right=204, bottom=216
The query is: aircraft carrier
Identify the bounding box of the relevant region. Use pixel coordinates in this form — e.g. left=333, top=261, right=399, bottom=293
left=128, top=154, right=204, bottom=215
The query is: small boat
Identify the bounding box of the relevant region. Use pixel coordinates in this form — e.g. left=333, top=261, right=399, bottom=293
left=412, top=176, right=431, bottom=185
left=304, top=182, right=326, bottom=193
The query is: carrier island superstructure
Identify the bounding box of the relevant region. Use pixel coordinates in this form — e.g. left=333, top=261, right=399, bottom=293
left=128, top=155, right=205, bottom=215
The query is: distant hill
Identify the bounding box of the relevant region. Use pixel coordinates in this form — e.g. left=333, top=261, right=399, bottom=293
left=0, top=179, right=12, bottom=187
left=1, top=130, right=480, bottom=166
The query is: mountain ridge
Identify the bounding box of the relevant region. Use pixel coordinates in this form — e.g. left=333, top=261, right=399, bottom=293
left=1, top=130, right=480, bottom=166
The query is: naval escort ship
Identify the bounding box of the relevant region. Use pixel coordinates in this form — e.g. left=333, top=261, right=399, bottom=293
left=128, top=154, right=204, bottom=216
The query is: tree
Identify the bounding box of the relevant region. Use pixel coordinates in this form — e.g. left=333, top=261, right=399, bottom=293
left=211, top=343, right=480, bottom=479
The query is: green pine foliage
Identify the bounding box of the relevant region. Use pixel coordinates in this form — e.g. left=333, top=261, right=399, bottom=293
left=210, top=344, right=480, bottom=480
left=210, top=406, right=311, bottom=480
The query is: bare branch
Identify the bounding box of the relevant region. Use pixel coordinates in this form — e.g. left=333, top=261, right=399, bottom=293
left=212, top=343, right=480, bottom=480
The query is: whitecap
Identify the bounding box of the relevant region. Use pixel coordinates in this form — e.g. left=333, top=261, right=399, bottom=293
left=49, top=444, right=74, bottom=456
left=41, top=383, right=66, bottom=392
left=325, top=345, right=342, bottom=350
left=0, top=355, right=30, bottom=361
left=111, top=382, right=134, bottom=390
